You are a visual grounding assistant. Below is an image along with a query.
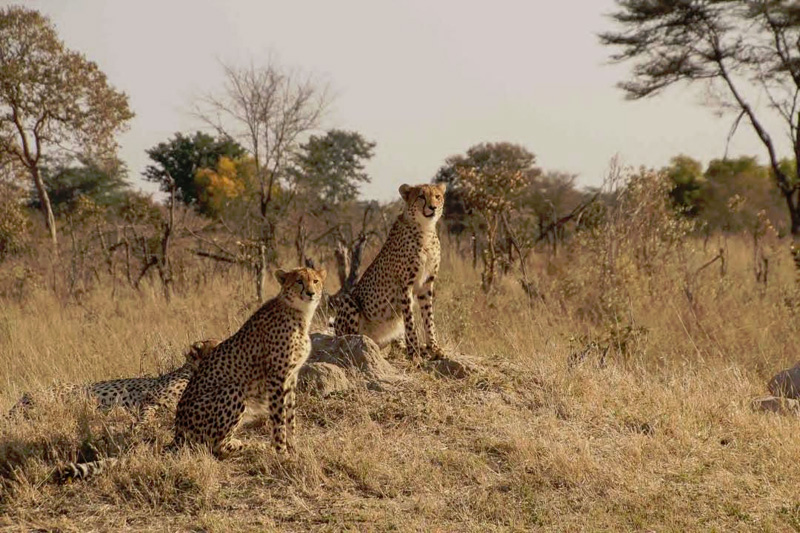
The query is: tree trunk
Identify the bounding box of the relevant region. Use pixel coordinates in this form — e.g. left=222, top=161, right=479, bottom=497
left=256, top=242, right=267, bottom=303
left=158, top=182, right=176, bottom=301
left=255, top=217, right=277, bottom=302
left=295, top=216, right=307, bottom=267
left=31, top=165, right=58, bottom=247
left=784, top=188, right=800, bottom=237
left=334, top=241, right=350, bottom=291
left=471, top=232, right=478, bottom=270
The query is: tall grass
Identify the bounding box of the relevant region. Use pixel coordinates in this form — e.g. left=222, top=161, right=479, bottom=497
left=2, top=198, right=800, bottom=529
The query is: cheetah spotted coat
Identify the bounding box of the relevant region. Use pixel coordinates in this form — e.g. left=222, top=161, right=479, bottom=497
left=8, top=339, right=220, bottom=420
left=334, top=183, right=446, bottom=360
left=56, top=267, right=325, bottom=482
left=172, top=266, right=326, bottom=457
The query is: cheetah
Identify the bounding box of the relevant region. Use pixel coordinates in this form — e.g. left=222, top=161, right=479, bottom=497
left=57, top=267, right=326, bottom=482
left=334, top=182, right=446, bottom=360
left=8, top=339, right=220, bottom=420
left=173, top=266, right=326, bottom=457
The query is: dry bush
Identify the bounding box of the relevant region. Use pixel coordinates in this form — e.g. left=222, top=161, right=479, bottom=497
left=0, top=184, right=31, bottom=262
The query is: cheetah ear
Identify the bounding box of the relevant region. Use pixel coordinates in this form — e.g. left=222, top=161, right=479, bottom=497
left=435, top=182, right=447, bottom=194
left=399, top=184, right=413, bottom=201
left=185, top=341, right=204, bottom=362
left=275, top=269, right=288, bottom=285
left=318, top=268, right=327, bottom=282
left=200, top=339, right=221, bottom=354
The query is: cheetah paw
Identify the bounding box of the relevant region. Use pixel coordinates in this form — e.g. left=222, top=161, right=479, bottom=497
left=425, top=345, right=446, bottom=360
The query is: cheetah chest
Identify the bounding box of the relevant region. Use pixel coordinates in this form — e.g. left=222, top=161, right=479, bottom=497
left=273, top=331, right=312, bottom=385
left=412, top=235, right=439, bottom=292
left=290, top=335, right=311, bottom=370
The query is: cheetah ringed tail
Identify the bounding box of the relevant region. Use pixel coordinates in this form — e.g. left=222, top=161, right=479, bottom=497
left=55, top=457, right=120, bottom=483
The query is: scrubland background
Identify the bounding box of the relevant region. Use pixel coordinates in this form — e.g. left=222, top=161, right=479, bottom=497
left=2, top=167, right=800, bottom=532
left=5, top=4, right=800, bottom=530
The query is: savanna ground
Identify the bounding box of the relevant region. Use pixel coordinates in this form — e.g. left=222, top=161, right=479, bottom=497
left=2, top=228, right=800, bottom=533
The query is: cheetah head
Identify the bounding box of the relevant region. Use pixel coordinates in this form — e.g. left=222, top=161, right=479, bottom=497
left=184, top=338, right=221, bottom=369
left=275, top=267, right=327, bottom=312
left=399, top=183, right=446, bottom=229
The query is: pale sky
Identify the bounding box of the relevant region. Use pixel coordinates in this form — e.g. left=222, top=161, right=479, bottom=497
left=7, top=0, right=785, bottom=201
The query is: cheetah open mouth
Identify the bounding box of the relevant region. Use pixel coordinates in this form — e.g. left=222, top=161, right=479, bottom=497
left=423, top=209, right=436, bottom=218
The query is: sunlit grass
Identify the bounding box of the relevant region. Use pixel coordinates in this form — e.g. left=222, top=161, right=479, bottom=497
left=1, top=237, right=800, bottom=531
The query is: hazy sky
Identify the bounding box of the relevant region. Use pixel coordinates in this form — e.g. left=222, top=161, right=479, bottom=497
left=8, top=0, right=783, bottom=201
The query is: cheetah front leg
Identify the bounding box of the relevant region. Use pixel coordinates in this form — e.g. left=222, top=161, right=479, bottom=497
left=284, top=378, right=298, bottom=453
left=416, top=275, right=445, bottom=359
left=400, top=288, right=424, bottom=360
left=266, top=378, right=290, bottom=454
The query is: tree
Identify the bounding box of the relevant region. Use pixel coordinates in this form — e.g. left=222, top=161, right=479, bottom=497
left=0, top=6, right=133, bottom=247
left=437, top=142, right=540, bottom=291
left=0, top=180, right=30, bottom=261
left=144, top=131, right=245, bottom=206
left=38, top=158, right=130, bottom=215
left=703, top=156, right=784, bottom=233
left=600, top=1, right=800, bottom=236
left=290, top=129, right=375, bottom=205
left=665, top=155, right=705, bottom=218
left=194, top=155, right=258, bottom=217
left=196, top=60, right=330, bottom=301
left=522, top=171, right=590, bottom=255
left=662, top=155, right=786, bottom=233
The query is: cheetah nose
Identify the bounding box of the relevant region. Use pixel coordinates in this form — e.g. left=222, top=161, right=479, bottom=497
left=306, top=291, right=314, bottom=297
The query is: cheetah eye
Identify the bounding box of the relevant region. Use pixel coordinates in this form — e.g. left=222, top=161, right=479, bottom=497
left=296, top=279, right=303, bottom=285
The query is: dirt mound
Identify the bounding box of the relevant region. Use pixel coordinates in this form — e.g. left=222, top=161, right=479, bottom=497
left=298, top=334, right=405, bottom=396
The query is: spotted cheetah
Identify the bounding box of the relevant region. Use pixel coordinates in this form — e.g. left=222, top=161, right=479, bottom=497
left=57, top=267, right=326, bottom=482
left=174, top=266, right=326, bottom=457
left=334, top=183, right=446, bottom=360
left=8, top=339, right=220, bottom=420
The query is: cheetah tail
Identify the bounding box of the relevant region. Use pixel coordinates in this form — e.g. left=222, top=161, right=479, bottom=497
left=55, top=457, right=119, bottom=484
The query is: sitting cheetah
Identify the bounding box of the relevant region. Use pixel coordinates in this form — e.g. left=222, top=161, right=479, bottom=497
left=174, top=266, right=326, bottom=457
left=58, top=267, right=326, bottom=482
left=334, top=183, right=446, bottom=360
left=8, top=339, right=220, bottom=420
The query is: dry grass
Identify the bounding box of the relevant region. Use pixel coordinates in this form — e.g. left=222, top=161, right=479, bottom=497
left=2, top=236, right=800, bottom=532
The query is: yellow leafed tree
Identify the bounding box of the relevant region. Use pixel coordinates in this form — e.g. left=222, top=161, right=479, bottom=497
left=194, top=156, right=252, bottom=216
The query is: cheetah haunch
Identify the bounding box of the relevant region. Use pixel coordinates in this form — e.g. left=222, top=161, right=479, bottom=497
left=334, top=183, right=446, bottom=360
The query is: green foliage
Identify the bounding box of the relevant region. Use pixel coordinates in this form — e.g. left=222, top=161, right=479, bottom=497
left=290, top=130, right=375, bottom=205
left=437, top=142, right=541, bottom=290
left=663, top=155, right=787, bottom=234
left=0, top=184, right=30, bottom=261
left=601, top=0, right=800, bottom=234
left=444, top=143, right=539, bottom=213
left=144, top=132, right=245, bottom=206
left=37, top=159, right=131, bottom=215
left=665, top=156, right=704, bottom=217
left=523, top=171, right=588, bottom=221
left=435, top=142, right=542, bottom=233
left=704, top=157, right=774, bottom=232
left=117, top=191, right=162, bottom=226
